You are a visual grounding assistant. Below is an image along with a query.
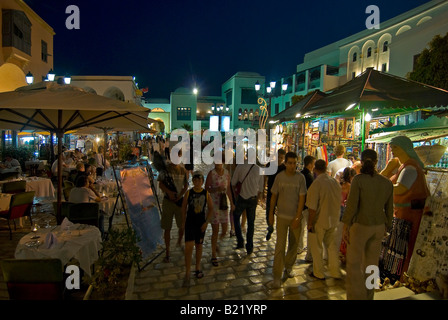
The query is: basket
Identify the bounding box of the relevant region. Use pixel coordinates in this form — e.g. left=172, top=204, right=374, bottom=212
left=414, top=141, right=447, bottom=166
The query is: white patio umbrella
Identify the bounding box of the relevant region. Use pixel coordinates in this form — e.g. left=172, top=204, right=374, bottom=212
left=0, top=81, right=157, bottom=223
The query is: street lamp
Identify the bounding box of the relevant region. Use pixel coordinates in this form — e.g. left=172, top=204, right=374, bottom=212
left=25, top=72, right=34, bottom=85
left=255, top=80, right=275, bottom=129
left=64, top=74, right=71, bottom=85
left=210, top=104, right=230, bottom=132
left=47, top=69, right=56, bottom=81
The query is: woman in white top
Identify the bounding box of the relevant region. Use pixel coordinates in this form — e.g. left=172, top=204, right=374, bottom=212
left=69, top=175, right=101, bottom=203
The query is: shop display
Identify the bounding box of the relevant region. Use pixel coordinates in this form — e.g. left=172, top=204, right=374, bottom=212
left=407, top=170, right=448, bottom=282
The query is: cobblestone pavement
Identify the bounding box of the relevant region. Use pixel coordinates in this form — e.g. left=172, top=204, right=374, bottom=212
left=128, top=162, right=347, bottom=300
left=127, top=204, right=347, bottom=300
left=0, top=163, right=348, bottom=301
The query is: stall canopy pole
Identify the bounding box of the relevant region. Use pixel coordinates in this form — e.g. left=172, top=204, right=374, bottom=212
left=56, top=110, right=63, bottom=224
left=361, top=107, right=366, bottom=152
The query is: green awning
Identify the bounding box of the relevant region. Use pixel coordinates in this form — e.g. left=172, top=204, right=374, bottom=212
left=367, top=115, right=448, bottom=143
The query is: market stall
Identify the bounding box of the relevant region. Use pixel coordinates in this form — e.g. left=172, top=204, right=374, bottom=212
left=297, top=68, right=448, bottom=166
left=367, top=115, right=448, bottom=288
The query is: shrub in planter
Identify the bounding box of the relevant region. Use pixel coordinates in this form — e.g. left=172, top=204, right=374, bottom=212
left=89, top=227, right=142, bottom=299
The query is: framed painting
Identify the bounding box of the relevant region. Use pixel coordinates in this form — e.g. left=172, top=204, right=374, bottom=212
left=328, top=119, right=336, bottom=136
left=345, top=118, right=355, bottom=140
left=337, top=119, right=345, bottom=136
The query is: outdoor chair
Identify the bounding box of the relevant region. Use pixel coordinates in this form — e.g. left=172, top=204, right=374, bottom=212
left=0, top=191, right=35, bottom=240
left=1, top=258, right=64, bottom=300
left=1, top=180, right=26, bottom=194
left=64, top=180, right=74, bottom=189
left=63, top=186, right=73, bottom=201
left=54, top=201, right=100, bottom=229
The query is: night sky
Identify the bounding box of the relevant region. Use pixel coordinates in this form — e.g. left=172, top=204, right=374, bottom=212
left=24, top=0, right=430, bottom=99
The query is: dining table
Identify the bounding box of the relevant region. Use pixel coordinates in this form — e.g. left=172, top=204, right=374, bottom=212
left=0, top=177, right=55, bottom=198
left=14, top=222, right=102, bottom=277
left=25, top=160, right=47, bottom=176
left=24, top=176, right=55, bottom=198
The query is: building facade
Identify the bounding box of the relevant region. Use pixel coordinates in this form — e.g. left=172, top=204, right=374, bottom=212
left=269, top=0, right=448, bottom=117
left=0, top=0, right=54, bottom=92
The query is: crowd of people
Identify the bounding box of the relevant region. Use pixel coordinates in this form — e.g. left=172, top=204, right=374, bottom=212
left=155, top=135, right=432, bottom=299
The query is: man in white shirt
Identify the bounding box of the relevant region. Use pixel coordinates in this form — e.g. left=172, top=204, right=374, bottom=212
left=269, top=152, right=307, bottom=287
left=1, top=154, right=20, bottom=169
left=327, top=144, right=352, bottom=178
left=306, top=159, right=342, bottom=279
left=231, top=161, right=264, bottom=255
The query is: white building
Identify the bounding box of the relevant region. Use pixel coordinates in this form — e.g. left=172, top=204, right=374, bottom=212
left=270, top=0, right=448, bottom=116
left=70, top=75, right=142, bottom=105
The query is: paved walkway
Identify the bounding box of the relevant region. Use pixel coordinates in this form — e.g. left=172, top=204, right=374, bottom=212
left=127, top=204, right=347, bottom=300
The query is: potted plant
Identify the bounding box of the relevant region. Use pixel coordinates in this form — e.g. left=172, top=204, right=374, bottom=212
left=87, top=227, right=142, bottom=300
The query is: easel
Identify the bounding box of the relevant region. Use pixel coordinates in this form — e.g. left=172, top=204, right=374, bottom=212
left=140, top=159, right=163, bottom=215
left=104, top=164, right=130, bottom=241
left=135, top=159, right=164, bottom=271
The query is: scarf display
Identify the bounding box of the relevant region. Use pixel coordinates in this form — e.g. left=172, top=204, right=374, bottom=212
left=379, top=217, right=412, bottom=281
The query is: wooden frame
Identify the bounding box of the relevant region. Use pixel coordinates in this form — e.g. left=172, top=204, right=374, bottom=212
left=328, top=119, right=336, bottom=136
left=337, top=118, right=345, bottom=136
left=345, top=118, right=355, bottom=140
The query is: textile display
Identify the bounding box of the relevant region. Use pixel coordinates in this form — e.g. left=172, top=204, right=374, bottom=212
left=379, top=217, right=412, bottom=281
left=407, top=170, right=448, bottom=282
left=120, top=166, right=163, bottom=259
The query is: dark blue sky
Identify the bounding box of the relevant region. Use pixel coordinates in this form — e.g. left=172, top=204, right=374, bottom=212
left=24, top=0, right=430, bottom=99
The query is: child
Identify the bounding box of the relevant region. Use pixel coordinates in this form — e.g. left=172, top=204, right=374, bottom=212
left=181, top=171, right=214, bottom=285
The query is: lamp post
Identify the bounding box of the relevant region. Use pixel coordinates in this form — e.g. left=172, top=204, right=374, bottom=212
left=210, top=104, right=229, bottom=131
left=46, top=69, right=71, bottom=85
left=255, top=80, right=275, bottom=130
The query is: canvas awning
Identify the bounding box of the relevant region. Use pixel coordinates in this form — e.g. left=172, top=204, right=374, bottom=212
left=367, top=115, right=448, bottom=143
left=0, top=81, right=158, bottom=223
left=303, top=68, right=448, bottom=118
left=271, top=90, right=326, bottom=122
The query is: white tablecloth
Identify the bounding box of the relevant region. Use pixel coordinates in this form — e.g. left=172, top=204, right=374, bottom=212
left=25, top=177, right=55, bottom=198
left=96, top=179, right=117, bottom=196
left=25, top=160, right=46, bottom=171
left=14, top=224, right=102, bottom=277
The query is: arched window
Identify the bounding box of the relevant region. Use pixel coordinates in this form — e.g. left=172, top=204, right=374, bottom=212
left=352, top=52, right=357, bottom=62
left=383, top=41, right=389, bottom=52
left=367, top=47, right=372, bottom=58
left=238, top=108, right=243, bottom=121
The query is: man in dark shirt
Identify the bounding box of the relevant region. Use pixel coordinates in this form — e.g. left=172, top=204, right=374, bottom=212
left=300, top=155, right=316, bottom=258
left=265, top=149, right=286, bottom=241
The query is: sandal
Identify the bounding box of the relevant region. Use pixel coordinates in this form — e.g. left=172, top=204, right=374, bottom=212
left=211, top=258, right=219, bottom=267
left=194, top=270, right=204, bottom=279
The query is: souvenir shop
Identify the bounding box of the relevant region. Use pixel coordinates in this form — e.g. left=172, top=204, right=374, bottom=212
left=367, top=113, right=448, bottom=291
left=273, top=113, right=366, bottom=165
